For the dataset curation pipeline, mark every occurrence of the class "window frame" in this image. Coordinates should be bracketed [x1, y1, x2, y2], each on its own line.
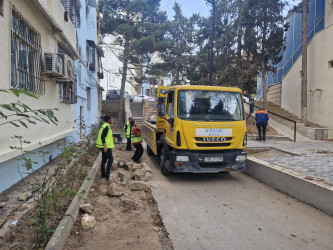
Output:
[11, 6, 44, 95]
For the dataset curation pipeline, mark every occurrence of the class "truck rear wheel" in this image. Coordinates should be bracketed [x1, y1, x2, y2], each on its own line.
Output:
[159, 147, 172, 176]
[147, 145, 154, 156]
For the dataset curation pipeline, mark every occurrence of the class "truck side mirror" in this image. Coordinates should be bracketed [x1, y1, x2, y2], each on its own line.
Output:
[250, 100, 254, 114]
[158, 103, 165, 116]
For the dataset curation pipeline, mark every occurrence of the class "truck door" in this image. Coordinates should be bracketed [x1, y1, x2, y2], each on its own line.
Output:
[165, 91, 175, 147]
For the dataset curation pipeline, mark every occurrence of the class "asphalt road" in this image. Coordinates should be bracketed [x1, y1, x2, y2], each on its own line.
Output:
[142, 153, 333, 250]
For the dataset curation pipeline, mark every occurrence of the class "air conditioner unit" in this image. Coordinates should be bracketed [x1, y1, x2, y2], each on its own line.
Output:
[63, 54, 74, 83]
[43, 53, 64, 77]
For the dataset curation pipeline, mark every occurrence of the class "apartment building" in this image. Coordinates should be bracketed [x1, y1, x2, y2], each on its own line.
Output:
[257, 0, 333, 129]
[0, 0, 102, 192]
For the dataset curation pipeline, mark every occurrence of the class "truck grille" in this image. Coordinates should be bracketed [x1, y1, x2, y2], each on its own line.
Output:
[196, 143, 231, 147]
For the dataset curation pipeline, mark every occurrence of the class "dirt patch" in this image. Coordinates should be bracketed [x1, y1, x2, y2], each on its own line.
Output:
[1, 145, 99, 249]
[64, 145, 173, 250]
[246, 115, 280, 136]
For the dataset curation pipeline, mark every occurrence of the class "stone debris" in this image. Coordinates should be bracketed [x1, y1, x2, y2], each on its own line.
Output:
[132, 168, 146, 181]
[119, 161, 125, 168]
[0, 202, 6, 208]
[80, 203, 94, 214]
[109, 173, 120, 184]
[131, 181, 149, 191]
[123, 161, 133, 171]
[81, 213, 96, 230]
[107, 183, 124, 197]
[143, 164, 152, 173]
[132, 163, 143, 171]
[0, 227, 11, 244]
[117, 171, 126, 182]
[18, 195, 28, 202]
[142, 172, 153, 182]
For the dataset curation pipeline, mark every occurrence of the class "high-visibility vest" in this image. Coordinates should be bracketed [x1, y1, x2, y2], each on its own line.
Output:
[123, 122, 131, 138]
[96, 123, 114, 149]
[131, 127, 142, 144]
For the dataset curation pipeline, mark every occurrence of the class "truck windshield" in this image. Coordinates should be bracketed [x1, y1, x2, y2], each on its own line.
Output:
[177, 90, 244, 121]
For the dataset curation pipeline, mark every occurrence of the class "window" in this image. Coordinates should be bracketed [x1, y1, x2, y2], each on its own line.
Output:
[86, 40, 95, 72]
[59, 82, 76, 104]
[166, 92, 174, 119]
[11, 7, 44, 95]
[60, 0, 81, 28]
[177, 90, 244, 121]
[87, 87, 91, 110]
[0, 0, 4, 16]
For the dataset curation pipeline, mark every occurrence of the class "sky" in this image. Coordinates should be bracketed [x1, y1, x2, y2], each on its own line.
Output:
[160, 0, 210, 19]
[160, 0, 299, 19]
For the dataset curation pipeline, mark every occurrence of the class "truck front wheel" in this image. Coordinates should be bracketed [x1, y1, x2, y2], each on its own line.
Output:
[159, 147, 172, 176]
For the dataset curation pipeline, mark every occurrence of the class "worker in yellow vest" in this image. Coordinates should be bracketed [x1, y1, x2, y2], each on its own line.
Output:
[96, 115, 116, 179]
[124, 117, 133, 151]
[130, 120, 143, 163]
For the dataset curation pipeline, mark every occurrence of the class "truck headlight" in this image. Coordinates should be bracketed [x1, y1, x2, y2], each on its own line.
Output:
[176, 156, 189, 162]
[236, 155, 247, 162]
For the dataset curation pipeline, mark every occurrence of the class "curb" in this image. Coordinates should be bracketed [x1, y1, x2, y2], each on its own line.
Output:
[45, 152, 102, 250]
[245, 156, 333, 216]
[248, 135, 291, 141]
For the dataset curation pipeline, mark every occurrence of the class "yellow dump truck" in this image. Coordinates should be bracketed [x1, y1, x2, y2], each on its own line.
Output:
[142, 85, 249, 175]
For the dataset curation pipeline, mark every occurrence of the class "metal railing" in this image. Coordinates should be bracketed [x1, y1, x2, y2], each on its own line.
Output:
[254, 104, 297, 142]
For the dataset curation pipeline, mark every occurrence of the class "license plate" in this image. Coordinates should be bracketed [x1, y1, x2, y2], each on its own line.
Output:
[204, 157, 223, 162]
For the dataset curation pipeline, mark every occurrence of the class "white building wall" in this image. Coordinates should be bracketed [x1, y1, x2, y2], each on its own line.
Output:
[281, 2, 333, 127]
[0, 0, 77, 192]
[71, 0, 101, 143]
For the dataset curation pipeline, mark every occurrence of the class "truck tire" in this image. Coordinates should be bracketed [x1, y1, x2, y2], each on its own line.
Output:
[147, 145, 154, 156]
[159, 146, 172, 176]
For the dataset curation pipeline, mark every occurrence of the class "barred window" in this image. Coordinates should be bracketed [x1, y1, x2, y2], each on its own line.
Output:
[11, 7, 44, 95]
[59, 81, 77, 104]
[60, 0, 81, 28]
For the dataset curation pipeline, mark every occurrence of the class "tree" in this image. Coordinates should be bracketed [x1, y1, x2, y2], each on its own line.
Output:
[100, 0, 168, 127]
[158, 2, 197, 86]
[244, 0, 286, 110]
[301, 0, 308, 125]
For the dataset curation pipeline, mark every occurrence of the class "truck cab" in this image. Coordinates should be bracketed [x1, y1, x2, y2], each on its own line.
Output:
[143, 85, 248, 175]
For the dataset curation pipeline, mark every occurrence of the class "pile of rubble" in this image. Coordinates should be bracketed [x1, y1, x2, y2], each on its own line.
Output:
[78, 160, 154, 231]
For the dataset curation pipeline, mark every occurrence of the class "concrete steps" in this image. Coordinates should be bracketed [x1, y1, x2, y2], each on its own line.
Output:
[130, 102, 143, 126]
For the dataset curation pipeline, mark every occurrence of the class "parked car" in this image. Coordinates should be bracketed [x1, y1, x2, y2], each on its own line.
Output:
[133, 95, 156, 102]
[106, 89, 133, 102]
[124, 91, 134, 102]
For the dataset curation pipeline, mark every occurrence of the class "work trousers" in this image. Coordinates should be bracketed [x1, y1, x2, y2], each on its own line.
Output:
[100, 148, 113, 177]
[132, 143, 143, 162]
[256, 123, 267, 141]
[126, 138, 132, 150]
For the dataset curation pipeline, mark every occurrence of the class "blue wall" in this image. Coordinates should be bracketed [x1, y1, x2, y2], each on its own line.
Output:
[257, 0, 325, 100]
[0, 137, 73, 193]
